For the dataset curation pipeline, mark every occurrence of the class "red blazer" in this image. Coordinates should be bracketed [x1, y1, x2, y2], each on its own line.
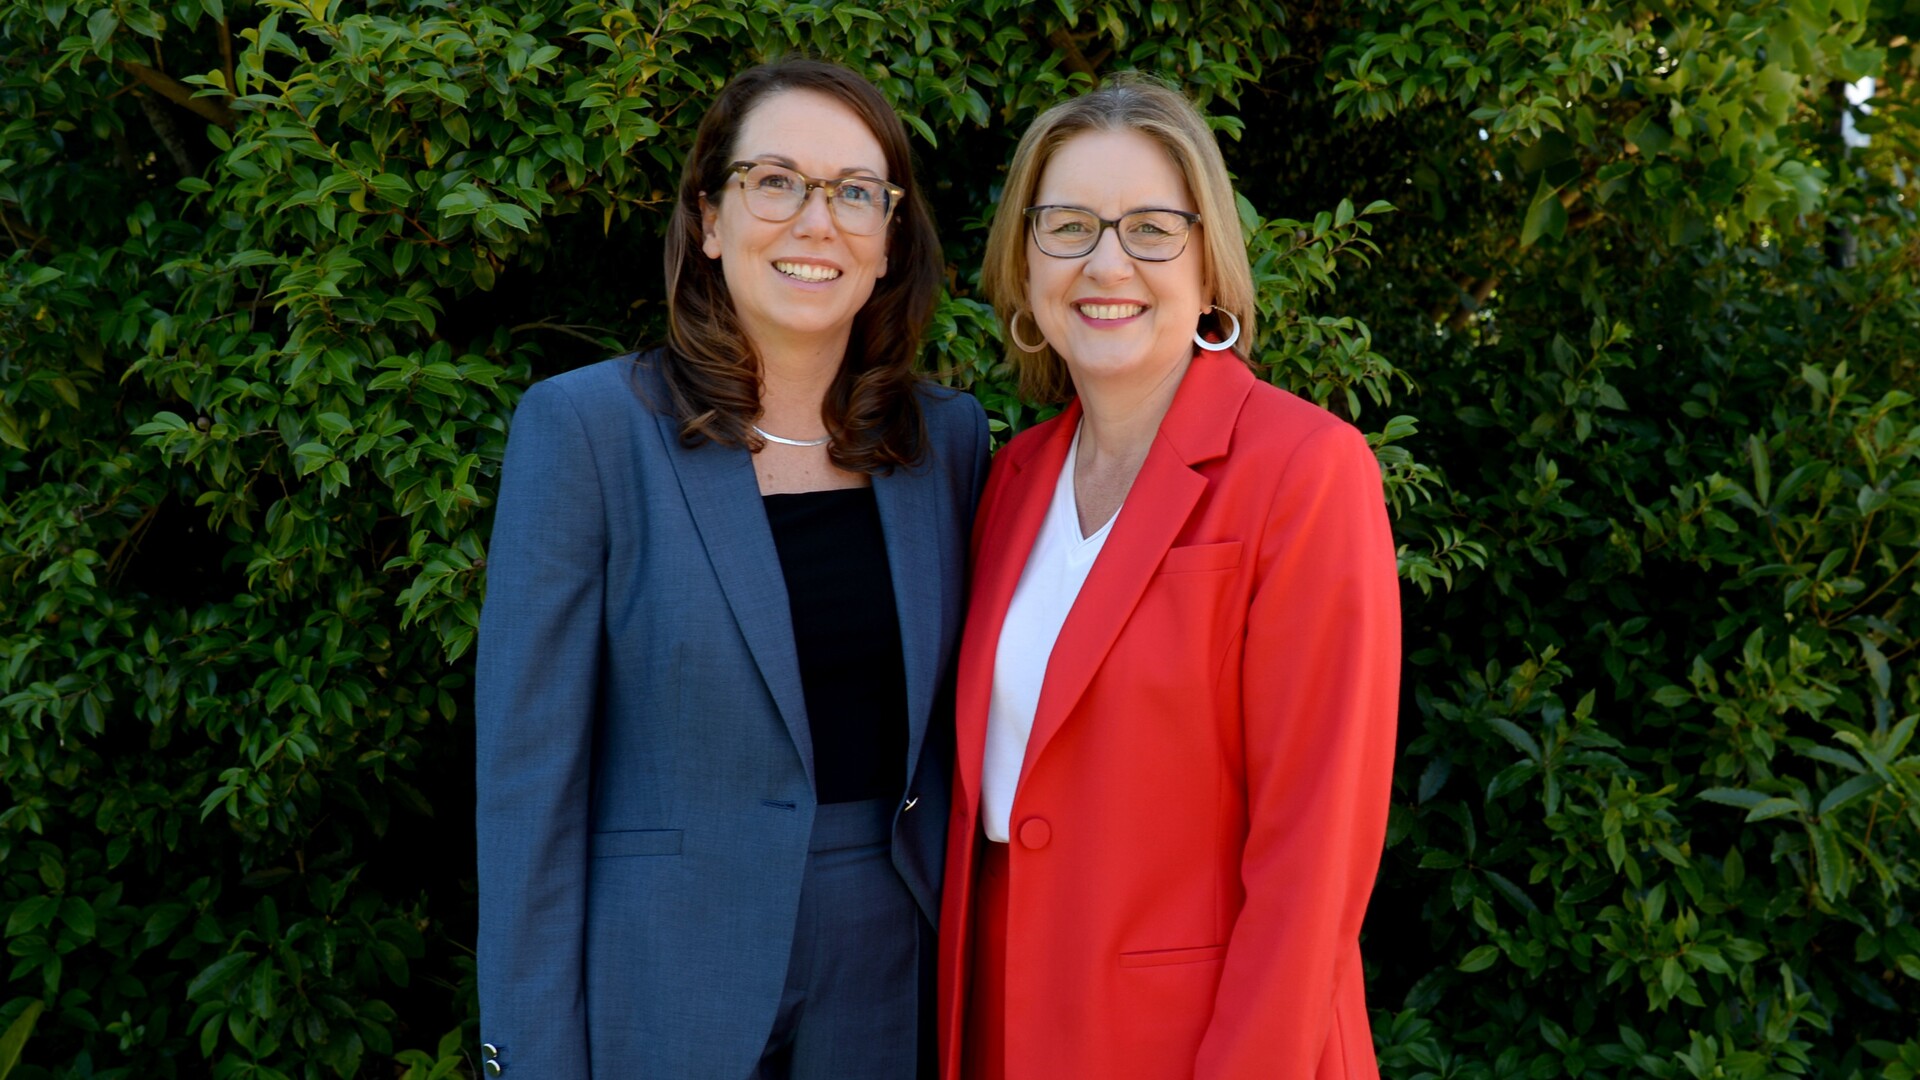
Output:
[938, 353, 1400, 1080]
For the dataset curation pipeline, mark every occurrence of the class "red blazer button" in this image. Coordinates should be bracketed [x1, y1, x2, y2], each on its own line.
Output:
[1018, 817, 1051, 849]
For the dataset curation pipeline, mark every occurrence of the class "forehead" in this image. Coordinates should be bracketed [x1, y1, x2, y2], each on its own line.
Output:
[1033, 128, 1194, 213]
[732, 88, 889, 178]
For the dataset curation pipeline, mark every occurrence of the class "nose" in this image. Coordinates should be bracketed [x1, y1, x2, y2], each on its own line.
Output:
[791, 184, 837, 236]
[1081, 224, 1133, 283]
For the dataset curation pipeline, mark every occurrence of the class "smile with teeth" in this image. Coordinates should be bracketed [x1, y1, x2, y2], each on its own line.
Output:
[1076, 302, 1145, 320]
[774, 261, 842, 283]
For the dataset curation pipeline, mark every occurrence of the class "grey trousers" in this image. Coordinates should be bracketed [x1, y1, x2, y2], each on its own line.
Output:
[750, 797, 928, 1080]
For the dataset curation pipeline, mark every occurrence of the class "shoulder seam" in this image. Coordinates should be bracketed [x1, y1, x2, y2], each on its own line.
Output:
[529, 377, 611, 549]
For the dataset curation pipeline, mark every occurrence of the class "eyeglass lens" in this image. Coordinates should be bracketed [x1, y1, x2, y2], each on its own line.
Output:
[1029, 207, 1194, 260]
[736, 163, 893, 235]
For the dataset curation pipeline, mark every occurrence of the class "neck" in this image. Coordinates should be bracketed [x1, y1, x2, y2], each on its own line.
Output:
[1072, 350, 1193, 469]
[753, 331, 850, 435]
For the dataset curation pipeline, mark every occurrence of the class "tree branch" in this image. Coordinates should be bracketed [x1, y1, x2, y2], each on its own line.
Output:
[137, 91, 196, 178]
[119, 60, 237, 129]
[0, 206, 49, 253]
[1434, 180, 1605, 330]
[220, 18, 237, 103]
[509, 321, 627, 349]
[1047, 29, 1103, 81]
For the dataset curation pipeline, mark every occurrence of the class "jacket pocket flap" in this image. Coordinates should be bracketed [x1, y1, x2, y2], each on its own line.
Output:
[1119, 943, 1227, 968]
[589, 828, 683, 858]
[1157, 541, 1242, 575]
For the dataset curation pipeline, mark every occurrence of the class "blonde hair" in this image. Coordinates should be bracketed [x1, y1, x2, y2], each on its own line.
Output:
[980, 73, 1257, 403]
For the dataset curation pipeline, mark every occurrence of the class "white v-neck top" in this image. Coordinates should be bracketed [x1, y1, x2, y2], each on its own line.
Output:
[981, 424, 1117, 843]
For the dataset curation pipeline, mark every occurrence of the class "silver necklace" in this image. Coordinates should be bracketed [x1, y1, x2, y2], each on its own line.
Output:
[752, 425, 830, 448]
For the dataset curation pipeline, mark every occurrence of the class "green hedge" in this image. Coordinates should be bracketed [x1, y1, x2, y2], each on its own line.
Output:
[2, 0, 1916, 1077]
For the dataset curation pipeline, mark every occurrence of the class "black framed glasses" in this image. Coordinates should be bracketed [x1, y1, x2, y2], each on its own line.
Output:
[724, 161, 904, 236]
[1024, 204, 1201, 261]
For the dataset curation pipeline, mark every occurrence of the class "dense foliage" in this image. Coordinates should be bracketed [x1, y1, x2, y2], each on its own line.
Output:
[0, 0, 1915, 1077]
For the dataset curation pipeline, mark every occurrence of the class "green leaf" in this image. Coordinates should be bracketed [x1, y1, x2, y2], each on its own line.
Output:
[188, 953, 252, 1000]
[1697, 787, 1769, 809]
[1652, 684, 1692, 708]
[58, 897, 96, 939]
[1623, 110, 1673, 155]
[1457, 944, 1501, 972]
[132, 411, 191, 436]
[1745, 797, 1803, 822]
[1483, 869, 1539, 914]
[1484, 717, 1542, 762]
[1818, 774, 1883, 817]
[1811, 824, 1847, 900]
[1520, 178, 1568, 248]
[0, 1000, 45, 1079]
[87, 7, 118, 50]
[1417, 756, 1450, 803]
[901, 111, 938, 147]
[1748, 434, 1771, 506]
[5, 896, 55, 937]
[1660, 955, 1685, 996]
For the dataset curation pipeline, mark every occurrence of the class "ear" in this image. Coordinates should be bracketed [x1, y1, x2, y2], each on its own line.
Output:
[700, 194, 721, 260]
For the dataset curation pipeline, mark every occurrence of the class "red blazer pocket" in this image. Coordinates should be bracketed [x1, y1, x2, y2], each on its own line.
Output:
[1119, 943, 1228, 969]
[1156, 541, 1242, 575]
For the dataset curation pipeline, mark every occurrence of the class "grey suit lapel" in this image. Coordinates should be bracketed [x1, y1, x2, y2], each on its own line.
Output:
[873, 464, 943, 788]
[653, 410, 814, 787]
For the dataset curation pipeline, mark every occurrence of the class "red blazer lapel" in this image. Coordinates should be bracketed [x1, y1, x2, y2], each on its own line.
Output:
[953, 402, 1081, 814]
[1019, 354, 1255, 786]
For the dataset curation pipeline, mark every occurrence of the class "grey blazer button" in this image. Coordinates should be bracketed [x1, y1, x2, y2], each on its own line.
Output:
[483, 1060, 503, 1077]
[481, 1044, 500, 1060]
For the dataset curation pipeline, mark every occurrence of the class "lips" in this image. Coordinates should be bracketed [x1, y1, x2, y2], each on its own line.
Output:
[774, 260, 842, 282]
[1076, 301, 1145, 320]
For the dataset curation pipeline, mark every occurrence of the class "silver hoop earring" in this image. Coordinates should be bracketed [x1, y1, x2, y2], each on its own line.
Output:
[1008, 309, 1048, 354]
[1194, 307, 1241, 353]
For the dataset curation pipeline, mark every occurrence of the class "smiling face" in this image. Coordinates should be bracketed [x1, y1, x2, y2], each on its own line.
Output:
[701, 89, 891, 364]
[1025, 127, 1207, 395]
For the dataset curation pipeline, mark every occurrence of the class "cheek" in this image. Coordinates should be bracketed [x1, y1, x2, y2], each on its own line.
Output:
[1152, 270, 1204, 326]
[1027, 263, 1068, 313]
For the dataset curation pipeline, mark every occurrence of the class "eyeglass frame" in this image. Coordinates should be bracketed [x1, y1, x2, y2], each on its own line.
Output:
[719, 160, 906, 233]
[1022, 204, 1203, 262]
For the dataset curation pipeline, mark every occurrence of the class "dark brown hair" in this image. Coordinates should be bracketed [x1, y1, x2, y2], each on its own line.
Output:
[660, 58, 941, 471]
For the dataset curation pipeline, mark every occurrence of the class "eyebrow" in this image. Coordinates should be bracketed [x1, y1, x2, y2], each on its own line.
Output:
[748, 154, 887, 179]
[1035, 201, 1199, 216]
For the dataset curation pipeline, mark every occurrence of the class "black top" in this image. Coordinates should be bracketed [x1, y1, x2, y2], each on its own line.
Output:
[762, 486, 909, 804]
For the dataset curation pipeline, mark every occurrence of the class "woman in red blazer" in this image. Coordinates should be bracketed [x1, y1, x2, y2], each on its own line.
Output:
[938, 75, 1401, 1080]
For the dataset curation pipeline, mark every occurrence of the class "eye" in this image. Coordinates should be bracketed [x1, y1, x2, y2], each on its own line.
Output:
[1128, 212, 1191, 238]
[1047, 219, 1091, 234]
[837, 181, 877, 206]
[754, 169, 799, 192]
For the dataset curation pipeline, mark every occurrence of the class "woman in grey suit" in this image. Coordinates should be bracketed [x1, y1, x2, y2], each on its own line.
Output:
[475, 59, 989, 1080]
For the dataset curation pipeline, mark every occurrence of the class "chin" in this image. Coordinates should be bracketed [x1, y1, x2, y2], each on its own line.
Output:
[1068, 345, 1145, 374]
[769, 310, 855, 339]
[789, 307, 853, 330]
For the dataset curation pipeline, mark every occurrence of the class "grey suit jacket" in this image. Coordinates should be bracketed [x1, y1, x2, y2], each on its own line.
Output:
[474, 352, 989, 1080]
